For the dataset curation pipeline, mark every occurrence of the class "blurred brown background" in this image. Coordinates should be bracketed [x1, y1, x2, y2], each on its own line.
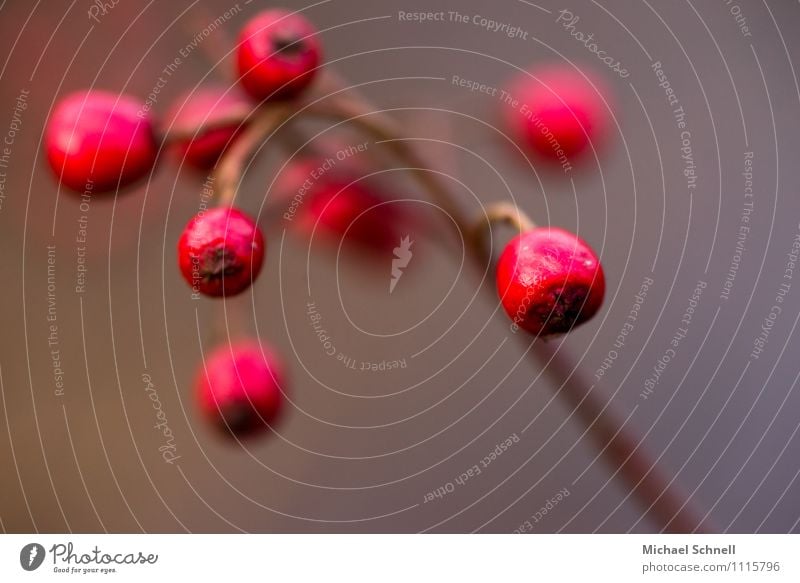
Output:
[1, 0, 800, 533]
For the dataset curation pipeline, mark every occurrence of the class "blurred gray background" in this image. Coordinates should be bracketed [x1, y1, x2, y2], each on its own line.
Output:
[1, 0, 799, 533]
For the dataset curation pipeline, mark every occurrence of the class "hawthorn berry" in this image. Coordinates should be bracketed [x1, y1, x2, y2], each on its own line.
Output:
[307, 183, 398, 253]
[496, 227, 605, 336]
[178, 206, 265, 297]
[504, 65, 610, 163]
[277, 158, 405, 255]
[196, 340, 286, 438]
[236, 9, 321, 102]
[165, 85, 251, 170]
[45, 90, 158, 193]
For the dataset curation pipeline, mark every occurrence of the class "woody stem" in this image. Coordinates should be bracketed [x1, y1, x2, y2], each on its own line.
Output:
[209, 73, 712, 534]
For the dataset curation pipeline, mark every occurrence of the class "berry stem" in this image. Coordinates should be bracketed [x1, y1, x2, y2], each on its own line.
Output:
[304, 93, 469, 242]
[483, 201, 537, 232]
[467, 201, 536, 263]
[533, 342, 711, 533]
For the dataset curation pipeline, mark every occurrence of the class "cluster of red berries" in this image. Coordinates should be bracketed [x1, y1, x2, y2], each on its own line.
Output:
[44, 8, 608, 440]
[45, 8, 320, 439]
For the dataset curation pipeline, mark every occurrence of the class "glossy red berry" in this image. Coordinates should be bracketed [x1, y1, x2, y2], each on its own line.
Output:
[504, 65, 610, 163]
[178, 207, 265, 297]
[497, 227, 605, 336]
[165, 85, 251, 170]
[196, 340, 286, 438]
[236, 9, 321, 102]
[45, 90, 158, 193]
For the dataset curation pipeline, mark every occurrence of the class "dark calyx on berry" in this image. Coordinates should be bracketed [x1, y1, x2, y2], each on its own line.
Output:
[272, 32, 307, 56]
[535, 284, 590, 334]
[217, 403, 260, 436]
[200, 246, 245, 284]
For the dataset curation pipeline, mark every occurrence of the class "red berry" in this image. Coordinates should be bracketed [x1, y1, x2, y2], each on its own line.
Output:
[165, 85, 251, 170]
[277, 158, 405, 255]
[504, 65, 610, 163]
[196, 340, 286, 438]
[45, 90, 158, 193]
[236, 9, 321, 102]
[306, 181, 403, 254]
[496, 227, 605, 336]
[178, 207, 265, 297]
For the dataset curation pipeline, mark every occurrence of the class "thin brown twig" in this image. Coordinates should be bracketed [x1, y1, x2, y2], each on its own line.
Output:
[467, 201, 536, 264]
[211, 103, 295, 206]
[305, 100, 467, 230]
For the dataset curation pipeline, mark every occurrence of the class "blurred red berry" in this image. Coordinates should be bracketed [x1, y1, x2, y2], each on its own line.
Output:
[196, 340, 286, 438]
[178, 206, 265, 297]
[165, 85, 251, 170]
[306, 181, 402, 253]
[496, 227, 605, 336]
[504, 65, 611, 164]
[45, 90, 158, 193]
[277, 158, 405, 255]
[236, 9, 321, 102]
